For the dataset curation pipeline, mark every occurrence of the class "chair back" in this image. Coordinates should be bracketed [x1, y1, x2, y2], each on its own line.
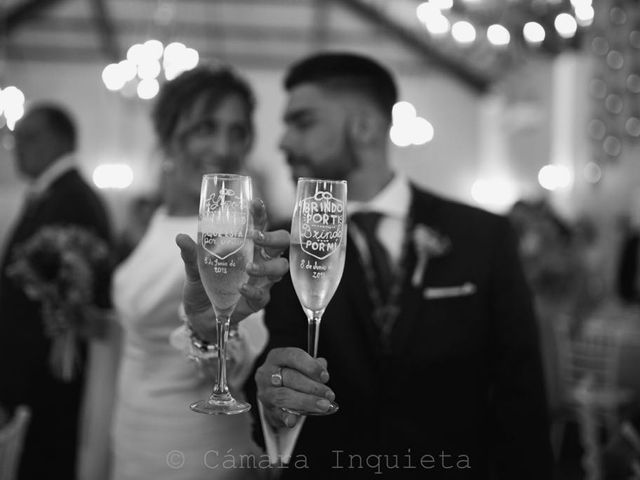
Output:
[570, 329, 622, 394]
[0, 406, 31, 480]
[554, 319, 623, 405]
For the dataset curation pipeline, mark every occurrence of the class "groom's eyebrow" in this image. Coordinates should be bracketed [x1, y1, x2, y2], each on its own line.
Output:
[283, 109, 313, 125]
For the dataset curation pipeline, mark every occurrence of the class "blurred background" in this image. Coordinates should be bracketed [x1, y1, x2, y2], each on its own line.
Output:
[2, 0, 640, 477]
[1, 0, 630, 247]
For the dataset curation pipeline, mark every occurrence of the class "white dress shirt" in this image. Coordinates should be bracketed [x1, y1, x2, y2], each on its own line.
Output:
[348, 173, 412, 267]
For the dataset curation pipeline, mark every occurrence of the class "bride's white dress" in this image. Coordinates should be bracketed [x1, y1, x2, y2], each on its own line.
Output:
[110, 209, 266, 479]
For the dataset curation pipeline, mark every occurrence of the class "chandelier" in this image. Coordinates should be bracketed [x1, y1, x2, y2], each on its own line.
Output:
[101, 39, 199, 101]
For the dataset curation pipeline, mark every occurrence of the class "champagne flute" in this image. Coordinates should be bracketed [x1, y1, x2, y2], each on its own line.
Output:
[191, 173, 253, 415]
[287, 178, 347, 415]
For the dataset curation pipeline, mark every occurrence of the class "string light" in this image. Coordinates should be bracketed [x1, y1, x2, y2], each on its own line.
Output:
[555, 13, 578, 39]
[414, 1, 592, 54]
[487, 24, 511, 46]
[426, 14, 451, 35]
[470, 179, 517, 212]
[416, 2, 438, 23]
[92, 163, 134, 189]
[430, 0, 453, 10]
[416, 2, 450, 35]
[451, 21, 476, 44]
[538, 165, 572, 191]
[574, 5, 595, 27]
[570, 0, 592, 8]
[137, 79, 160, 100]
[0, 86, 26, 131]
[523, 22, 546, 44]
[389, 101, 434, 147]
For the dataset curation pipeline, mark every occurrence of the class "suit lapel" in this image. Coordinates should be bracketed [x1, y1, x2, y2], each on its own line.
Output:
[341, 185, 445, 356]
[389, 186, 440, 353]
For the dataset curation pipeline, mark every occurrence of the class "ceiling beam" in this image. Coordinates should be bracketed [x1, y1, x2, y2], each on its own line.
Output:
[89, 0, 120, 61]
[5, 44, 447, 76]
[1, 0, 66, 34]
[327, 0, 491, 93]
[14, 16, 369, 43]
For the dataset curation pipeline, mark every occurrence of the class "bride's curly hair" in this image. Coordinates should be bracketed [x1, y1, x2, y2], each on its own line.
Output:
[151, 63, 255, 153]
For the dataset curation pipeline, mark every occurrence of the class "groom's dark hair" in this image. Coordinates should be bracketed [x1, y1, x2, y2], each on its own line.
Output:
[284, 52, 398, 123]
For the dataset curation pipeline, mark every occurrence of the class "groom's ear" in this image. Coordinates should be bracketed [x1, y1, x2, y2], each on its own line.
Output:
[347, 111, 378, 146]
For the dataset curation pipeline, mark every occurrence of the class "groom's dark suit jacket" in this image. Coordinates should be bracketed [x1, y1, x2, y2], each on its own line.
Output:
[0, 168, 111, 480]
[250, 185, 552, 479]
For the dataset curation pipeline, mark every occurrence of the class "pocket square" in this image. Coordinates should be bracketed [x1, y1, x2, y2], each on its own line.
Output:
[423, 282, 477, 300]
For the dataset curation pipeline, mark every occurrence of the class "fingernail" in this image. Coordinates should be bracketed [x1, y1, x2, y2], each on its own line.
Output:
[245, 263, 258, 273]
[320, 370, 329, 382]
[254, 230, 265, 241]
[284, 415, 296, 428]
[325, 390, 335, 402]
[316, 399, 331, 411]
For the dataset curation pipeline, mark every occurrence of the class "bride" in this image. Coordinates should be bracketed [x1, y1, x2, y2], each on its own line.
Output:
[79, 64, 285, 480]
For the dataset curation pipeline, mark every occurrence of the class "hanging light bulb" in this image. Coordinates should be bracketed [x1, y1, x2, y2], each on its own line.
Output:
[137, 78, 160, 100]
[555, 13, 578, 39]
[487, 24, 511, 46]
[451, 21, 477, 44]
[523, 22, 546, 44]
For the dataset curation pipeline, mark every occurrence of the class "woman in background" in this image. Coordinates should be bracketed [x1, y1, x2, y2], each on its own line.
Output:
[108, 65, 267, 479]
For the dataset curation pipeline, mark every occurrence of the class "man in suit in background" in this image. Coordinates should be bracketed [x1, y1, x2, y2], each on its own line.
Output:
[0, 104, 112, 479]
[251, 52, 553, 478]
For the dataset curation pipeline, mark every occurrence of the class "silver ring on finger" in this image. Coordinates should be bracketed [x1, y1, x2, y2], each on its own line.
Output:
[271, 367, 284, 387]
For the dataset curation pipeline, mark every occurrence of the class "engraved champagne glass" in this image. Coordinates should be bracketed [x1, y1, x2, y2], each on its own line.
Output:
[191, 173, 253, 415]
[287, 177, 347, 415]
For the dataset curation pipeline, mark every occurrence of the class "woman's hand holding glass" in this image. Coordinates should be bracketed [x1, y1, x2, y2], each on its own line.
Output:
[176, 200, 289, 343]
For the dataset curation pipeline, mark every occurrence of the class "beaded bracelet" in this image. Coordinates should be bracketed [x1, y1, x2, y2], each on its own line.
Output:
[173, 304, 241, 361]
[171, 304, 218, 360]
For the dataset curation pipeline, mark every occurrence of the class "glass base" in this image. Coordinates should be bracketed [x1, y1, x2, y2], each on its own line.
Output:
[190, 396, 251, 415]
[283, 401, 339, 416]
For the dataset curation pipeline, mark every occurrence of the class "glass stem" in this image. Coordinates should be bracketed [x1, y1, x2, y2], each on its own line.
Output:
[213, 315, 230, 396]
[308, 312, 322, 358]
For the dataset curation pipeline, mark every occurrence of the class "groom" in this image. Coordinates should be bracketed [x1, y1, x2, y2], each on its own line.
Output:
[250, 52, 553, 478]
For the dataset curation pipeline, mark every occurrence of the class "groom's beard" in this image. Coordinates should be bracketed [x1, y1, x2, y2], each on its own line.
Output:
[286, 136, 359, 182]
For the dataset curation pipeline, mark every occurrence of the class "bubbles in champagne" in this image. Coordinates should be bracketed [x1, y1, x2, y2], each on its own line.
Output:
[290, 243, 346, 312]
[197, 236, 253, 317]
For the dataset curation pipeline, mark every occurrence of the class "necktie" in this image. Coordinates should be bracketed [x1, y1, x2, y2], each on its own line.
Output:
[350, 212, 393, 303]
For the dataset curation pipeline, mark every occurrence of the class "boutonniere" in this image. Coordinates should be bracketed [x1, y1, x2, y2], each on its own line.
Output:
[411, 224, 451, 287]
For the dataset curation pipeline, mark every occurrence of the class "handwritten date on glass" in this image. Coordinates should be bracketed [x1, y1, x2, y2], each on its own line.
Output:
[204, 255, 236, 274]
[300, 259, 328, 279]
